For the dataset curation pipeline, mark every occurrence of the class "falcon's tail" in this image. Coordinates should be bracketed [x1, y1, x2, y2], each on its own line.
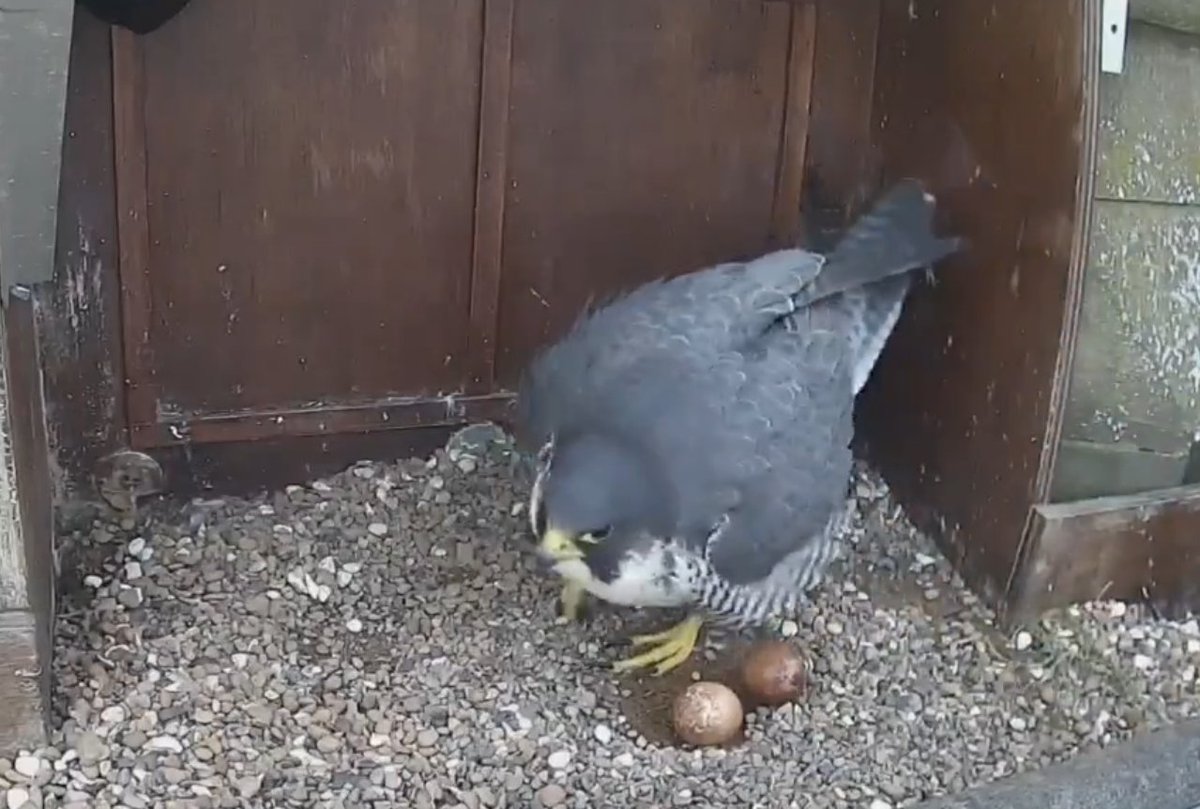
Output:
[794, 180, 963, 310]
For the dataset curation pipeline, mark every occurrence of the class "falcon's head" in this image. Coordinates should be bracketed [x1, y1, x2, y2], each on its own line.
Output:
[529, 432, 671, 565]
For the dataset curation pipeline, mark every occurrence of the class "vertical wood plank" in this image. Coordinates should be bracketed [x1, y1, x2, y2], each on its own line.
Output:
[804, 0, 882, 225]
[466, 0, 516, 394]
[110, 27, 157, 429]
[770, 1, 817, 247]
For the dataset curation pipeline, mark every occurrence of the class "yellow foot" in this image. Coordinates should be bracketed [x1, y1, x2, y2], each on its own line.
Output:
[555, 580, 588, 623]
[612, 614, 703, 676]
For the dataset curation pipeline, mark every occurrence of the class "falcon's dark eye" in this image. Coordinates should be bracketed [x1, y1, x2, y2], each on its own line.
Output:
[589, 526, 612, 540]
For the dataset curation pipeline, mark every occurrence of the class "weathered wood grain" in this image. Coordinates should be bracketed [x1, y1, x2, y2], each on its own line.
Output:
[1015, 484, 1200, 618]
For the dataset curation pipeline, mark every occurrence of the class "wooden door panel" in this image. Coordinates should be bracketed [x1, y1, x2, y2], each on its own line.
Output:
[495, 0, 812, 385]
[121, 0, 484, 439]
[112, 0, 815, 448]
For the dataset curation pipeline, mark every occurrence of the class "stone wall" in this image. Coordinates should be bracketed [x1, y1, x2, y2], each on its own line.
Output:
[1055, 13, 1200, 501]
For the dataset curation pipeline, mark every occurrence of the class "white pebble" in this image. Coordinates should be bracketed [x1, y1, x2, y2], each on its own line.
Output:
[547, 750, 571, 769]
[336, 570, 353, 588]
[124, 561, 143, 581]
[286, 568, 308, 593]
[128, 537, 147, 556]
[457, 458, 477, 473]
[312, 480, 333, 493]
[1186, 639, 1200, 655]
[510, 502, 525, 516]
[827, 620, 844, 636]
[6, 788, 31, 809]
[1014, 631, 1033, 651]
[367, 522, 389, 537]
[13, 755, 40, 778]
[1108, 601, 1127, 618]
[145, 735, 184, 754]
[1133, 654, 1153, 670]
[369, 733, 389, 748]
[614, 752, 634, 767]
[100, 705, 127, 724]
[346, 618, 364, 633]
[593, 724, 612, 744]
[318, 556, 337, 574]
[780, 620, 799, 638]
[83, 575, 103, 589]
[231, 653, 250, 669]
[1009, 716, 1027, 731]
[869, 800, 893, 809]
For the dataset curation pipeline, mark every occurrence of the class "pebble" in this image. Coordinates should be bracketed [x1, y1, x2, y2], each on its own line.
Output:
[144, 736, 183, 754]
[5, 788, 30, 809]
[75, 732, 108, 765]
[537, 784, 567, 807]
[98, 706, 126, 724]
[235, 774, 263, 799]
[11, 758, 38, 780]
[40, 433, 1200, 809]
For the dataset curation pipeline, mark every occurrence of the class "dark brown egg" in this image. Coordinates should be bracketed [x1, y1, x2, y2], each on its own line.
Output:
[740, 640, 809, 706]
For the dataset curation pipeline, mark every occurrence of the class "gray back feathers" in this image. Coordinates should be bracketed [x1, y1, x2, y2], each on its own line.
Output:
[517, 180, 963, 586]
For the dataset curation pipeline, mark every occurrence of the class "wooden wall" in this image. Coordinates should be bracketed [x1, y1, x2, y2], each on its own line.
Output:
[857, 0, 1099, 615]
[46, 0, 846, 498]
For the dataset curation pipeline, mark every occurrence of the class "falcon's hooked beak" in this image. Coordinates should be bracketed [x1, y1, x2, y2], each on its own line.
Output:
[539, 527, 585, 562]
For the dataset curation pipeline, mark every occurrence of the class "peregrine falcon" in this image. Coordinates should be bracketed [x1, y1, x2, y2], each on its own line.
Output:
[515, 180, 962, 675]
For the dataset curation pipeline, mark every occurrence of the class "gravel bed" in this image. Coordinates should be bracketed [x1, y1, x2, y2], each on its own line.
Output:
[4, 424, 1200, 809]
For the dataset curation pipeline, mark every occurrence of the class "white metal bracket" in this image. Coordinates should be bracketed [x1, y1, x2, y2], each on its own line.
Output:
[1101, 0, 1129, 74]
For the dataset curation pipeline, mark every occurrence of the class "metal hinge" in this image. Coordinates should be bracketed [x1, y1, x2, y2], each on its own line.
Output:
[1102, 0, 1129, 74]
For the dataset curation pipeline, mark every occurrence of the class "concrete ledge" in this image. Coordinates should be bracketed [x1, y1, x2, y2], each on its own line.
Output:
[915, 719, 1200, 809]
[1132, 0, 1200, 35]
[0, 611, 46, 754]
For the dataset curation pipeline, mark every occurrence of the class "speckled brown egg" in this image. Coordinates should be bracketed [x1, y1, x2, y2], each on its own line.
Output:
[740, 640, 808, 706]
[671, 681, 744, 746]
